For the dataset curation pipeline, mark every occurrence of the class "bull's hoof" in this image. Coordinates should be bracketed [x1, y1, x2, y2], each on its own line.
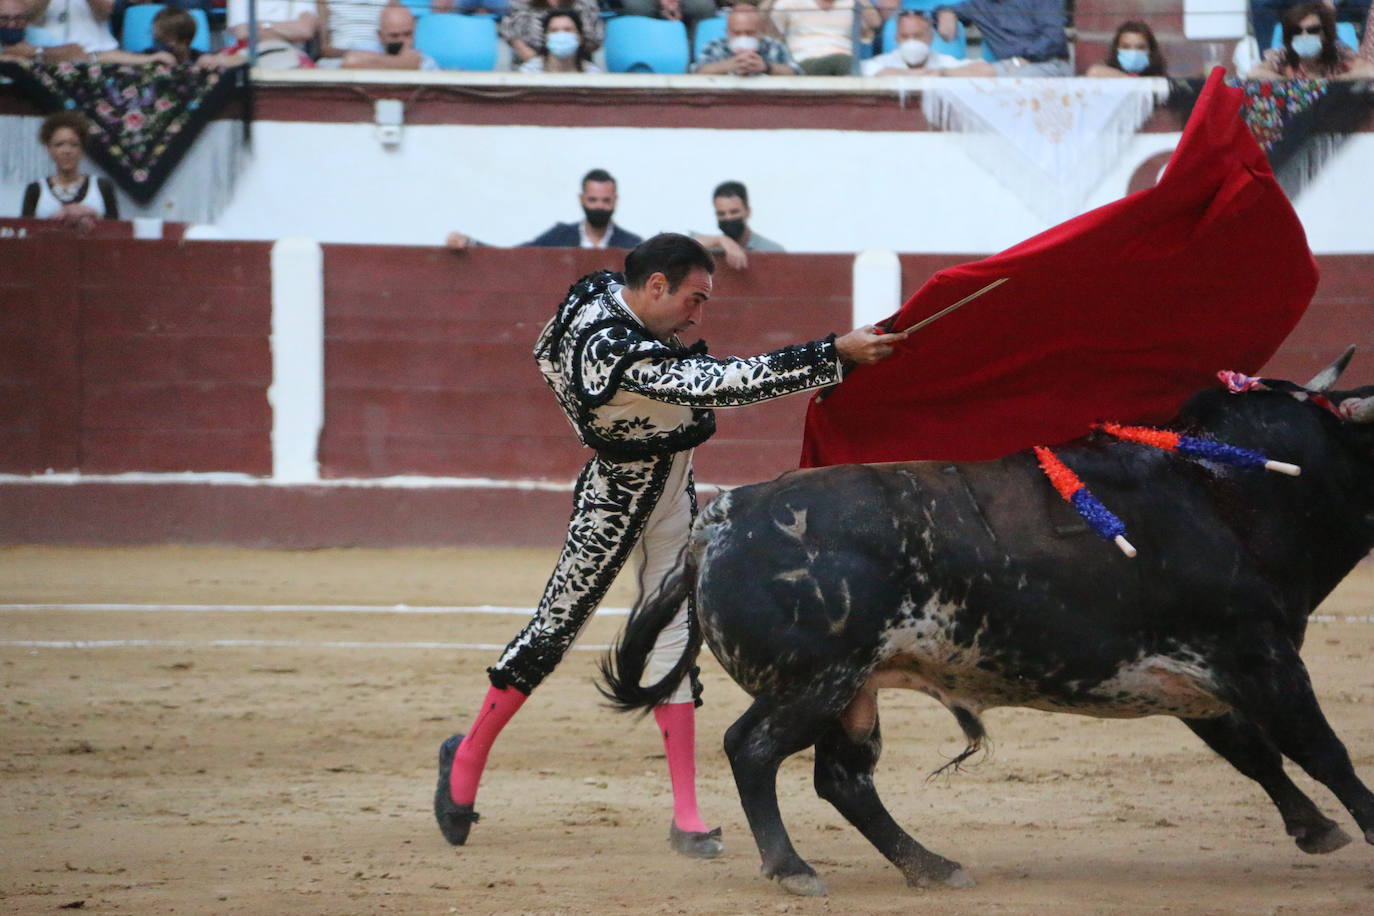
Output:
[434, 734, 480, 846]
[941, 868, 977, 888]
[1293, 822, 1351, 855]
[777, 873, 828, 896]
[668, 824, 724, 859]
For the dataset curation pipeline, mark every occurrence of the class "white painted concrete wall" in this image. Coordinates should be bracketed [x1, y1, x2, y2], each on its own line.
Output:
[3, 116, 1370, 253]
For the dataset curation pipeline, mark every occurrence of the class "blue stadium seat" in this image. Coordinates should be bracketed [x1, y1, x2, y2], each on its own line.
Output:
[605, 15, 689, 74]
[900, 0, 942, 10]
[121, 5, 212, 53]
[881, 16, 965, 59]
[416, 13, 499, 70]
[1269, 21, 1360, 50]
[402, 0, 434, 20]
[692, 13, 727, 62]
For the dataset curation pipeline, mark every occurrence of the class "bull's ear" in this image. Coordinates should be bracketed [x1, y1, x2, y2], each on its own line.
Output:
[1305, 345, 1357, 392]
[1339, 396, 1374, 423]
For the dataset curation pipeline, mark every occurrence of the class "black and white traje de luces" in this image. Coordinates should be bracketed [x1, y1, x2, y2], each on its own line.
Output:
[488, 270, 845, 696]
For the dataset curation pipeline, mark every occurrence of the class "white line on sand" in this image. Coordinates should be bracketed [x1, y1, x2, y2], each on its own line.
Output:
[0, 603, 629, 616]
[1, 639, 609, 651]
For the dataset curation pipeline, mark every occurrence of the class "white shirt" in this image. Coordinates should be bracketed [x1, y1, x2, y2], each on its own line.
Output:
[323, 0, 381, 51]
[579, 220, 616, 249]
[227, 0, 314, 34]
[770, 0, 864, 63]
[36, 0, 117, 52]
[860, 46, 963, 77]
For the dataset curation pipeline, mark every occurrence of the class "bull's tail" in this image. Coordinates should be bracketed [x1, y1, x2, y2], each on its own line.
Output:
[930, 706, 990, 778]
[597, 547, 701, 714]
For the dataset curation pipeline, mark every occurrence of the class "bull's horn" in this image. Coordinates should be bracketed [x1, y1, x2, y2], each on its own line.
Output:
[1339, 396, 1374, 423]
[1305, 345, 1357, 392]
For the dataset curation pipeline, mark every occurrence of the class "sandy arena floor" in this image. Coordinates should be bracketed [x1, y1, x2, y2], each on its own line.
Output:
[2, 546, 1373, 915]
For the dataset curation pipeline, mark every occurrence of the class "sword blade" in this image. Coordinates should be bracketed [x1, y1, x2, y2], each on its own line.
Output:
[899, 277, 1009, 335]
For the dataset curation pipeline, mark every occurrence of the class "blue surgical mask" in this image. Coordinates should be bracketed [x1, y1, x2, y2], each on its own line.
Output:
[1291, 33, 1322, 59]
[0, 26, 26, 45]
[545, 30, 580, 59]
[1116, 48, 1149, 73]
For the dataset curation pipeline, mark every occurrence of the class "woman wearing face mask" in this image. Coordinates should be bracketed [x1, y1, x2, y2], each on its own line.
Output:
[502, 0, 603, 67]
[1248, 1, 1373, 79]
[519, 10, 601, 73]
[1085, 20, 1166, 77]
[20, 112, 118, 229]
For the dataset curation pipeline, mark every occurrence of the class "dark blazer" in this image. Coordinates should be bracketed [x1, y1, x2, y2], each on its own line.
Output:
[526, 221, 643, 249]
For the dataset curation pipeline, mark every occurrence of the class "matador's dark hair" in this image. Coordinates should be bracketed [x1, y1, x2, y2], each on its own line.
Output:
[624, 233, 715, 292]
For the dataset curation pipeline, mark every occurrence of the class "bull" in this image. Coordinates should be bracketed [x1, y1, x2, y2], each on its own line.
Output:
[600, 350, 1374, 896]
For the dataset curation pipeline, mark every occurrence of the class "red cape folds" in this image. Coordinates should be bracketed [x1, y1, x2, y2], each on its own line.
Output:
[800, 70, 1318, 467]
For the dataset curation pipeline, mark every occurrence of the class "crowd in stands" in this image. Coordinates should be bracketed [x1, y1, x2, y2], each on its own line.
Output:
[7, 0, 1372, 227]
[3, 0, 1371, 79]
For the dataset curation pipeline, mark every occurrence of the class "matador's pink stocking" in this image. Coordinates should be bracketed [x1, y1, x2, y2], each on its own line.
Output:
[654, 701, 708, 833]
[450, 685, 527, 805]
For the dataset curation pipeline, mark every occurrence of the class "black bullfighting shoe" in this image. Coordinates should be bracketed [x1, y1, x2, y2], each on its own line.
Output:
[668, 823, 723, 859]
[434, 734, 480, 846]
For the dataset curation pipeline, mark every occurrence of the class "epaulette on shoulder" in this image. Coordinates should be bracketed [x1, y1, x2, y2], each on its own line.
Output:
[537, 270, 626, 363]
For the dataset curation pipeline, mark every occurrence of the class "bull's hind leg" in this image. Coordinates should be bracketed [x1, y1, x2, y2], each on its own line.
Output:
[724, 697, 829, 896]
[813, 716, 975, 889]
[1185, 714, 1351, 854]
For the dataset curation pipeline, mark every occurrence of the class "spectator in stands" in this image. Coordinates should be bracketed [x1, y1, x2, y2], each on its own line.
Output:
[1248, 1, 1374, 77]
[29, 0, 118, 54]
[96, 6, 244, 66]
[1362, 2, 1373, 66]
[0, 0, 84, 61]
[693, 5, 800, 75]
[109, 0, 212, 48]
[692, 180, 782, 269]
[502, 0, 604, 69]
[334, 4, 437, 70]
[435, 0, 509, 15]
[226, 0, 318, 69]
[1085, 20, 1167, 77]
[861, 10, 964, 75]
[619, 0, 718, 32]
[519, 10, 601, 72]
[764, 0, 882, 75]
[20, 112, 118, 229]
[526, 168, 643, 249]
[934, 0, 1071, 76]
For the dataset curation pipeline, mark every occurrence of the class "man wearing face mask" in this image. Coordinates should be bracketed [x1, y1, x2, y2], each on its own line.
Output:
[335, 5, 436, 71]
[860, 11, 963, 76]
[691, 181, 782, 270]
[693, 6, 799, 76]
[527, 169, 644, 249]
[0, 0, 83, 62]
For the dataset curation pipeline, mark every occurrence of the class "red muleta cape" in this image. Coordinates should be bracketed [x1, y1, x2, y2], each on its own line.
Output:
[800, 69, 1317, 467]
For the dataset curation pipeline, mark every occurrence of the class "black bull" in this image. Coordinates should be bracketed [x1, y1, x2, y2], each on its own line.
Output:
[601, 355, 1374, 896]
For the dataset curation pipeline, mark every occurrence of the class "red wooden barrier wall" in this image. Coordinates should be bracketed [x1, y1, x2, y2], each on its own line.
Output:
[320, 245, 857, 487]
[0, 229, 273, 475]
[0, 233, 1370, 546]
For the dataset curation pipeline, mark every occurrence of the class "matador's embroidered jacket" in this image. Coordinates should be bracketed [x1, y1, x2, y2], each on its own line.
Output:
[534, 270, 845, 460]
[489, 270, 844, 696]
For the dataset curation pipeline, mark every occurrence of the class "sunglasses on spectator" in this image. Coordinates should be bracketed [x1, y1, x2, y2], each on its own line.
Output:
[1294, 25, 1324, 34]
[0, 13, 31, 23]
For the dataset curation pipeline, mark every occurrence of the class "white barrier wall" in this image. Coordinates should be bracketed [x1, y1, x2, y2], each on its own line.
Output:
[3, 117, 1372, 253]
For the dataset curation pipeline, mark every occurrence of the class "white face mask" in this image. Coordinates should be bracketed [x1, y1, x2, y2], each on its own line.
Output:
[898, 38, 930, 67]
[728, 35, 760, 54]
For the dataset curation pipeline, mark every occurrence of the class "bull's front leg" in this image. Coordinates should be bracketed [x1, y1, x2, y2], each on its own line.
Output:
[1184, 713, 1351, 854]
[1225, 639, 1374, 847]
[724, 697, 829, 896]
